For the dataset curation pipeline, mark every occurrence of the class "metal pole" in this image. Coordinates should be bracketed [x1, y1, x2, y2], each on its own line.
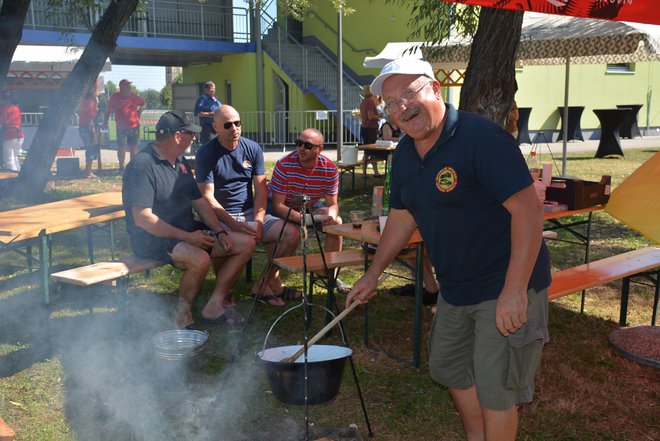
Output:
[255, 2, 264, 136]
[336, 5, 343, 161]
[561, 56, 570, 176]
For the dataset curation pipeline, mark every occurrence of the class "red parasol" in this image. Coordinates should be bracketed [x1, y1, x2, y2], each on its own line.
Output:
[438, 1, 660, 25]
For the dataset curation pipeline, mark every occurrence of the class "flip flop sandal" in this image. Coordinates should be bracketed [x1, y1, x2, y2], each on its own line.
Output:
[334, 278, 352, 294]
[200, 314, 230, 325]
[277, 286, 303, 301]
[422, 289, 440, 306]
[252, 293, 285, 306]
[223, 305, 245, 324]
[390, 284, 415, 297]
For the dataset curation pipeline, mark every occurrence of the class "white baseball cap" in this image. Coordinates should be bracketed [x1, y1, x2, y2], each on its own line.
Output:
[370, 57, 435, 96]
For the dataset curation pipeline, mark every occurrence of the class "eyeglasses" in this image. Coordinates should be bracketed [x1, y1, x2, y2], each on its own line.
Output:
[384, 81, 432, 114]
[179, 130, 196, 136]
[223, 120, 241, 130]
[295, 139, 322, 150]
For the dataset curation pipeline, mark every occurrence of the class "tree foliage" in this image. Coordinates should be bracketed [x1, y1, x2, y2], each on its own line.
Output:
[390, 0, 522, 125]
[9, 0, 141, 200]
[0, 0, 31, 94]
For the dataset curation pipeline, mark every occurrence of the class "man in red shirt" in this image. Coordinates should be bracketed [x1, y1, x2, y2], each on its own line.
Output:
[0, 91, 25, 172]
[102, 79, 146, 172]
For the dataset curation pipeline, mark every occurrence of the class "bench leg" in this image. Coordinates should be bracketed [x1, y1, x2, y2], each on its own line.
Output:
[87, 225, 95, 264]
[246, 257, 253, 283]
[652, 269, 659, 326]
[619, 276, 631, 326]
[40, 231, 50, 305]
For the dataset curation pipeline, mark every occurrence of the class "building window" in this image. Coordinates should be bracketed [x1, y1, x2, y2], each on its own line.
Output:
[606, 63, 635, 74]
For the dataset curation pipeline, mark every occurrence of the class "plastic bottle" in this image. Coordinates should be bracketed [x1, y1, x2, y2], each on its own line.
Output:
[382, 155, 393, 216]
[527, 151, 541, 181]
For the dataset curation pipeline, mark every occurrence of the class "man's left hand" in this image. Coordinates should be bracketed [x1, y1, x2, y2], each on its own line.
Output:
[495, 288, 528, 336]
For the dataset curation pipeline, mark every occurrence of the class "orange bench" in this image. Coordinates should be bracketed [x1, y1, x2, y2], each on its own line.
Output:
[0, 417, 15, 441]
[549, 246, 660, 325]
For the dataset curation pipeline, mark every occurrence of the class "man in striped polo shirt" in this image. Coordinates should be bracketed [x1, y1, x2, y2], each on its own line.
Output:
[270, 128, 350, 293]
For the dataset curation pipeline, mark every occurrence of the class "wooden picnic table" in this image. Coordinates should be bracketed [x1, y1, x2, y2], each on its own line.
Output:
[0, 171, 18, 180]
[324, 219, 425, 367]
[358, 143, 397, 191]
[323, 204, 606, 368]
[0, 191, 125, 303]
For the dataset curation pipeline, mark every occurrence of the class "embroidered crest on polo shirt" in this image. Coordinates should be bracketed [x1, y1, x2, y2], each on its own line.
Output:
[242, 160, 252, 169]
[436, 166, 457, 193]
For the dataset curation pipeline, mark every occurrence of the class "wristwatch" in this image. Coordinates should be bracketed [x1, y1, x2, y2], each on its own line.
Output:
[215, 230, 228, 239]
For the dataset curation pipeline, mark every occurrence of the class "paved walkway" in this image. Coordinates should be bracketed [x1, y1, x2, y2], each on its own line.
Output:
[263, 136, 659, 162]
[72, 136, 658, 169]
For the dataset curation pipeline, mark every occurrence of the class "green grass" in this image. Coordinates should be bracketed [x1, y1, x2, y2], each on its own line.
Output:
[0, 148, 658, 440]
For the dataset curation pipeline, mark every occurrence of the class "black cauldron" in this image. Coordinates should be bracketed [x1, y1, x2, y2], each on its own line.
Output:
[258, 345, 352, 405]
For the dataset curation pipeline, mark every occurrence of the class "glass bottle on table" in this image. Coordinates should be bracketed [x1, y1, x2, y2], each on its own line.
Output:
[527, 151, 541, 181]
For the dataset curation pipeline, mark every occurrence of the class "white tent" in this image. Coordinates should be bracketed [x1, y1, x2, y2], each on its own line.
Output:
[10, 45, 112, 72]
[365, 14, 660, 174]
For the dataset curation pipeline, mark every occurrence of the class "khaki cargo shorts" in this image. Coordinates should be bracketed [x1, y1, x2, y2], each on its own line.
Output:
[428, 287, 549, 410]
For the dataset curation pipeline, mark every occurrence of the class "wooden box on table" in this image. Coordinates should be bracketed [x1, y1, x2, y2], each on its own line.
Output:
[545, 175, 611, 210]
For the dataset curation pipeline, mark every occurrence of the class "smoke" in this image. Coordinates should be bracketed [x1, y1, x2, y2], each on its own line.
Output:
[50, 290, 287, 441]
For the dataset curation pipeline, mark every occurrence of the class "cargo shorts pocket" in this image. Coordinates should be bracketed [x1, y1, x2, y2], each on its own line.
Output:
[505, 324, 548, 390]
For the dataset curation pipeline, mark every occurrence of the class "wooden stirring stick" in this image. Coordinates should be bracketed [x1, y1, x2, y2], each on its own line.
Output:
[282, 273, 390, 363]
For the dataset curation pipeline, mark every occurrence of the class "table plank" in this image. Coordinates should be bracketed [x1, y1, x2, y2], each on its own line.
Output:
[0, 191, 124, 242]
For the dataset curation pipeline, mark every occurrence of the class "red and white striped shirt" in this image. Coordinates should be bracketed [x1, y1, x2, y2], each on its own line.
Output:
[270, 151, 339, 208]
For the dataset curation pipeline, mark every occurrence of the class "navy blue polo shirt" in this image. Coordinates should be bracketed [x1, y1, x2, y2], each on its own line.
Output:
[390, 104, 551, 306]
[195, 136, 266, 213]
[122, 143, 201, 257]
[194, 93, 221, 126]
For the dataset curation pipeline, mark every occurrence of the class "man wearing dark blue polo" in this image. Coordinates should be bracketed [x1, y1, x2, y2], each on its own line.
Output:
[347, 58, 551, 441]
[194, 81, 221, 143]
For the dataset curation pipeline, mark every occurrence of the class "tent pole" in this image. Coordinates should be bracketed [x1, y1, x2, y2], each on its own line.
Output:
[562, 56, 570, 176]
[336, 5, 343, 161]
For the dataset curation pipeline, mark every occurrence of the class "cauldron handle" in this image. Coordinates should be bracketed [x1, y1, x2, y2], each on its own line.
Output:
[260, 302, 348, 354]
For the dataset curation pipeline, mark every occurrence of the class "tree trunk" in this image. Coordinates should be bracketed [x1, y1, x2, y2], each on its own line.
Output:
[459, 7, 523, 127]
[9, 0, 140, 201]
[0, 0, 31, 94]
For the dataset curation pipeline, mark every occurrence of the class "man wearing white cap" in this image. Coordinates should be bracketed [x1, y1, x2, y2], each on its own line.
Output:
[103, 79, 146, 172]
[347, 57, 551, 440]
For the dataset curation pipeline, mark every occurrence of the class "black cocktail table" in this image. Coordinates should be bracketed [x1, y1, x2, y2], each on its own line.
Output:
[616, 104, 643, 139]
[593, 108, 628, 158]
[556, 106, 585, 142]
[517, 107, 532, 145]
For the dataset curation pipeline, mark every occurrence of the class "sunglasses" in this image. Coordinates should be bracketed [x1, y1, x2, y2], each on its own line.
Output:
[295, 139, 322, 150]
[180, 130, 196, 136]
[223, 120, 241, 130]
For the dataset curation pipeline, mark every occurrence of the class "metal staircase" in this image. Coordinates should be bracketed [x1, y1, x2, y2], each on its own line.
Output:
[259, 8, 363, 137]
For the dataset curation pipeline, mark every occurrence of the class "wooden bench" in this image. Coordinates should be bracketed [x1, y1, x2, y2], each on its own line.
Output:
[0, 417, 15, 441]
[274, 249, 368, 310]
[50, 256, 166, 305]
[549, 246, 660, 325]
[336, 160, 363, 193]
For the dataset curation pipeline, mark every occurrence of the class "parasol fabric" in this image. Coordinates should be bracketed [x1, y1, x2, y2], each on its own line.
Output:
[438, 0, 660, 26]
[605, 152, 660, 244]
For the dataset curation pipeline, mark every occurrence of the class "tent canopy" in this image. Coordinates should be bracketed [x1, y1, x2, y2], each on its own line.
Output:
[605, 152, 660, 244]
[10, 45, 111, 72]
[424, 13, 660, 66]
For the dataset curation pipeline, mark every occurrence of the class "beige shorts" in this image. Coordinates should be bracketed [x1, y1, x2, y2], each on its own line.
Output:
[428, 287, 549, 410]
